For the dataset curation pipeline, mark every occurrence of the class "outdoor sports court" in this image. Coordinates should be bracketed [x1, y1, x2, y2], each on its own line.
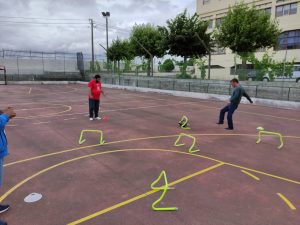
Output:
[0, 84, 299, 225]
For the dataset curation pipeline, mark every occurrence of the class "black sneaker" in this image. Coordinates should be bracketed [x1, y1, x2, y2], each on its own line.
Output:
[225, 127, 234, 130]
[0, 220, 7, 225]
[0, 204, 10, 214]
[216, 122, 224, 125]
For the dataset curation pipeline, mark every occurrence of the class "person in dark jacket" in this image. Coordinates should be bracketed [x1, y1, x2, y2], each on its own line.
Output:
[217, 78, 253, 130]
[0, 107, 16, 225]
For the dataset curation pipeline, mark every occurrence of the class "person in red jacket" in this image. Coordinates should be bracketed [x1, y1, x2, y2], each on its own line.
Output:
[88, 74, 105, 121]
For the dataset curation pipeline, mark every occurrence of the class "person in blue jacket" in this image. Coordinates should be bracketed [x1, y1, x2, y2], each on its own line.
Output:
[0, 107, 16, 225]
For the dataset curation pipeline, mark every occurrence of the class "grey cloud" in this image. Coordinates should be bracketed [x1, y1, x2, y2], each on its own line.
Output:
[0, 0, 195, 56]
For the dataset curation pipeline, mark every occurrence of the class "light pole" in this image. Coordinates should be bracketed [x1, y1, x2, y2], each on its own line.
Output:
[102, 11, 110, 74]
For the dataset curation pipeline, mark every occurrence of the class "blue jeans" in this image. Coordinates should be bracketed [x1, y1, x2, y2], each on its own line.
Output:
[89, 99, 100, 118]
[219, 104, 238, 129]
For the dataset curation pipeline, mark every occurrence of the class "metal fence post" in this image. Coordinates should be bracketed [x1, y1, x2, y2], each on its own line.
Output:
[255, 85, 258, 98]
[207, 84, 210, 93]
[288, 87, 291, 101]
[188, 82, 191, 92]
[173, 81, 175, 90]
[148, 80, 150, 88]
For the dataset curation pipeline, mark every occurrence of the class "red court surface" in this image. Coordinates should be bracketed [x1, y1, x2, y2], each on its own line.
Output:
[0, 84, 299, 225]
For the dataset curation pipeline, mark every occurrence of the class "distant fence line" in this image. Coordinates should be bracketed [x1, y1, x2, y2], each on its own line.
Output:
[99, 75, 300, 102]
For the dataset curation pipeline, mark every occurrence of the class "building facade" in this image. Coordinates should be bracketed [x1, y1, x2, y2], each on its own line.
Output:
[196, 0, 300, 80]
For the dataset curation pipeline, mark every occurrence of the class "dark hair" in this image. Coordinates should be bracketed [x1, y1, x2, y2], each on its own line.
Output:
[94, 74, 101, 79]
[230, 78, 239, 83]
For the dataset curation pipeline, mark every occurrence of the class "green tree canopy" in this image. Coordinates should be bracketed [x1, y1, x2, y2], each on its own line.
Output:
[214, 3, 281, 68]
[159, 10, 211, 75]
[130, 24, 166, 76]
[107, 38, 134, 73]
[107, 38, 133, 62]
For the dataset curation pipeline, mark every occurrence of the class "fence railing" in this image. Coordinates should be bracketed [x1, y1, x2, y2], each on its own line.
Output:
[100, 75, 300, 102]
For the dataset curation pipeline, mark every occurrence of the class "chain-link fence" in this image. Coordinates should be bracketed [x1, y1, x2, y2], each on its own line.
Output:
[0, 49, 105, 81]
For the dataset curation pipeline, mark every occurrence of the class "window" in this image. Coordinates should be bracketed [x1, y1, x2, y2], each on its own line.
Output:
[208, 20, 213, 29]
[276, 6, 283, 16]
[216, 18, 222, 27]
[264, 7, 272, 14]
[276, 3, 298, 17]
[277, 30, 300, 50]
[203, 0, 210, 5]
[290, 3, 297, 14]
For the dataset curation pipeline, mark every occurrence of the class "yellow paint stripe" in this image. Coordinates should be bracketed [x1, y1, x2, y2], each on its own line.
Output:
[5, 133, 300, 167]
[0, 149, 222, 203]
[277, 193, 296, 210]
[67, 162, 224, 225]
[226, 163, 300, 185]
[241, 170, 260, 181]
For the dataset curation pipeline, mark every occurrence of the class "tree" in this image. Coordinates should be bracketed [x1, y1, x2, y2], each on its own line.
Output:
[160, 10, 211, 76]
[130, 24, 166, 76]
[161, 59, 175, 72]
[214, 3, 281, 71]
[107, 38, 134, 74]
[246, 53, 294, 81]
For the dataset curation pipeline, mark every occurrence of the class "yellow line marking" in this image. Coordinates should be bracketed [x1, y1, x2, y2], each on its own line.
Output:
[5, 133, 300, 167]
[277, 193, 296, 210]
[0, 149, 222, 203]
[241, 170, 260, 181]
[68, 163, 224, 225]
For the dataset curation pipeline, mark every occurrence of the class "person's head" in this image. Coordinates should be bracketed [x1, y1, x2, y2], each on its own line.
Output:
[94, 74, 101, 83]
[230, 78, 239, 88]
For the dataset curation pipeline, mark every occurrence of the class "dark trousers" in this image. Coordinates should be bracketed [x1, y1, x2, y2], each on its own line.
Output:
[219, 103, 238, 129]
[89, 99, 100, 118]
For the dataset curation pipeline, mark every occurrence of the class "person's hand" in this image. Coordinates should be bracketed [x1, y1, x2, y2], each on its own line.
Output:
[3, 107, 16, 119]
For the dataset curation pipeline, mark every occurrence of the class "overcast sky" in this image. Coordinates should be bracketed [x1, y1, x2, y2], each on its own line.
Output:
[0, 0, 196, 58]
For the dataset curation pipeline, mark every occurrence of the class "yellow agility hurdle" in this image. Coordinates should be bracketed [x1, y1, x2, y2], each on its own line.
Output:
[174, 133, 200, 153]
[150, 170, 178, 211]
[78, 130, 105, 145]
[178, 115, 191, 130]
[256, 127, 284, 149]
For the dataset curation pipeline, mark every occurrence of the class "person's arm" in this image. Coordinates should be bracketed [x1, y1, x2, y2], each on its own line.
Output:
[0, 107, 16, 129]
[243, 92, 253, 103]
[88, 87, 93, 98]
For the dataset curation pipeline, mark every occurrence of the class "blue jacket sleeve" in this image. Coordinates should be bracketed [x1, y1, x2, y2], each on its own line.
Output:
[0, 114, 10, 129]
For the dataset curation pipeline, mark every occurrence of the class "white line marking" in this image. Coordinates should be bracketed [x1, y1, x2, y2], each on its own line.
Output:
[33, 121, 51, 125]
[28, 88, 32, 94]
[63, 118, 76, 121]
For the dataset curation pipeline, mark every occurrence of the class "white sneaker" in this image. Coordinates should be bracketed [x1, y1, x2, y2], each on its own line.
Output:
[89, 118, 94, 121]
[96, 117, 102, 120]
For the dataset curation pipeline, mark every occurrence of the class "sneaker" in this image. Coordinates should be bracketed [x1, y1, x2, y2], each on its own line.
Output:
[89, 118, 94, 121]
[225, 127, 234, 130]
[216, 122, 224, 125]
[96, 117, 102, 120]
[0, 220, 7, 225]
[0, 204, 10, 214]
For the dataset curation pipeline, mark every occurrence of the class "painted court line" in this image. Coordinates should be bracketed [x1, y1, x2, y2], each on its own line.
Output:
[241, 170, 260, 181]
[33, 121, 51, 125]
[277, 193, 296, 210]
[63, 118, 76, 121]
[67, 162, 225, 225]
[28, 88, 32, 94]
